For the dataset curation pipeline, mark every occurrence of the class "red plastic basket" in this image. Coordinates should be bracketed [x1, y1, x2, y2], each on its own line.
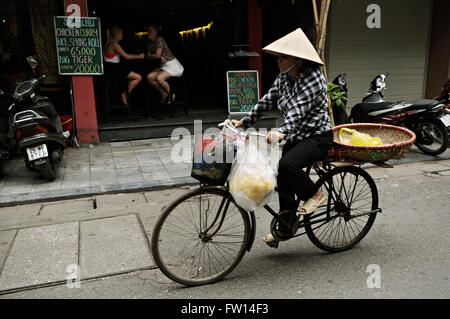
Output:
[60, 115, 73, 132]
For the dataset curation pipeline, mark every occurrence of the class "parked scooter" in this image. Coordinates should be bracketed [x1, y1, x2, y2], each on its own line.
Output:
[0, 89, 17, 161]
[4, 57, 68, 181]
[435, 78, 450, 104]
[332, 73, 449, 156]
[434, 78, 450, 134]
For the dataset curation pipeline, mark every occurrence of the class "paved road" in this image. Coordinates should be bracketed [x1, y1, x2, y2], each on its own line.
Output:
[0, 160, 449, 299]
[1, 138, 449, 207]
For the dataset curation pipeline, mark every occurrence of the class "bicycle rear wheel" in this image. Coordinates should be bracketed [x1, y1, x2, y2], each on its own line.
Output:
[304, 166, 378, 252]
[151, 187, 250, 286]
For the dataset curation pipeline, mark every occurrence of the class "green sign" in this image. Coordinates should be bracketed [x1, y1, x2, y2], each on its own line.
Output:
[54, 16, 103, 75]
[226, 70, 259, 114]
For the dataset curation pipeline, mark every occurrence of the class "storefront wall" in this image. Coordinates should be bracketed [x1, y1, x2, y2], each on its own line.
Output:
[326, 0, 433, 108]
[425, 0, 450, 99]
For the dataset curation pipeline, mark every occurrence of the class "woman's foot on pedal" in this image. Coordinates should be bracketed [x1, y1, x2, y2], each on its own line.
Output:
[298, 193, 327, 215]
[262, 233, 276, 242]
[262, 234, 279, 248]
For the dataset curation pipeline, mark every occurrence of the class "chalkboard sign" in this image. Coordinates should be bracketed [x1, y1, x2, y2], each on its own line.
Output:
[226, 70, 259, 114]
[54, 16, 103, 75]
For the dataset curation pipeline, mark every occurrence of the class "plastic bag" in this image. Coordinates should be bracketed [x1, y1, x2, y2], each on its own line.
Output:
[229, 142, 276, 211]
[339, 128, 382, 146]
[191, 129, 236, 185]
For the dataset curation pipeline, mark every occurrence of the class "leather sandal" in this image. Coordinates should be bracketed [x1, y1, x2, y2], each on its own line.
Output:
[298, 193, 327, 215]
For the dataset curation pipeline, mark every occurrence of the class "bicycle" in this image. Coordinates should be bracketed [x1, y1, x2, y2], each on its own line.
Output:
[151, 121, 382, 286]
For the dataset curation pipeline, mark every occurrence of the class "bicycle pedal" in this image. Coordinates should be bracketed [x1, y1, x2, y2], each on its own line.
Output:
[265, 239, 279, 249]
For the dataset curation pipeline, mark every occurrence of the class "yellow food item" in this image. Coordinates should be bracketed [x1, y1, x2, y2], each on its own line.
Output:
[229, 171, 275, 203]
[339, 128, 382, 146]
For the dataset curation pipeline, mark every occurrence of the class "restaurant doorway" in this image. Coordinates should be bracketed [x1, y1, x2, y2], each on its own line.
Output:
[88, 0, 252, 140]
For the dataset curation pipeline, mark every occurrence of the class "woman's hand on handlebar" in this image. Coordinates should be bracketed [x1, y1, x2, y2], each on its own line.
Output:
[266, 131, 284, 144]
[231, 120, 243, 128]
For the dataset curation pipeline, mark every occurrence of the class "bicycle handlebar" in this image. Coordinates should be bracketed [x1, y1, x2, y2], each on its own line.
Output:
[218, 119, 267, 138]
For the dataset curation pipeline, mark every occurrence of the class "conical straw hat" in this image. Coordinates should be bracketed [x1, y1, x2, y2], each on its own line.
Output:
[262, 28, 324, 65]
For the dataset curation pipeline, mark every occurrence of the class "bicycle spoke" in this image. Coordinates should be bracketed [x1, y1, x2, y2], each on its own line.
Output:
[183, 241, 202, 279]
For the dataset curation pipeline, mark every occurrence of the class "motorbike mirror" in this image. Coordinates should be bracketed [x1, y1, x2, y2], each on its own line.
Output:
[26, 56, 38, 69]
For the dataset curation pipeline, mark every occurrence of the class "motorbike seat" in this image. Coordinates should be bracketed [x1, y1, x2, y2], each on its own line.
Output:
[17, 96, 59, 119]
[350, 102, 398, 121]
[406, 99, 441, 110]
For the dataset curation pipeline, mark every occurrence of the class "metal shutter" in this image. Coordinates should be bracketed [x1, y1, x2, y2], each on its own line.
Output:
[326, 0, 433, 109]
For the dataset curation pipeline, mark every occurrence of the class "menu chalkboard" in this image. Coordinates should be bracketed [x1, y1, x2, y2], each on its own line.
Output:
[226, 70, 259, 114]
[54, 16, 103, 75]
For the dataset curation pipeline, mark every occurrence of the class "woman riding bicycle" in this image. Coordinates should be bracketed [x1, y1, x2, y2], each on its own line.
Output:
[231, 28, 333, 245]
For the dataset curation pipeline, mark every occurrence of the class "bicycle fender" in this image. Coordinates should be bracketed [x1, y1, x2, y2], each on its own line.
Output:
[246, 211, 256, 252]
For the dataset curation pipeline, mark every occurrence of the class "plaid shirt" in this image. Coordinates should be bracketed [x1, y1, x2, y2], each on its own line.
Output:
[241, 67, 332, 142]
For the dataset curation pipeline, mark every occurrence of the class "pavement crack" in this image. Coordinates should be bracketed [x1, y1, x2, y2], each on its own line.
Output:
[37, 204, 44, 216]
[0, 229, 18, 276]
[134, 268, 172, 285]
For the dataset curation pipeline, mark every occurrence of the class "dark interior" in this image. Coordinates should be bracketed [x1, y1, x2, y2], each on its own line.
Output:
[89, 0, 248, 113]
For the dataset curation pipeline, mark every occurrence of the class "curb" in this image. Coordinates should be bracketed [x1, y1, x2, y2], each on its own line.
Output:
[0, 177, 199, 208]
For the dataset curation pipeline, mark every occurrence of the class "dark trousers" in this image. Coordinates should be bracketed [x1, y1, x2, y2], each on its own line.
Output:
[277, 130, 333, 212]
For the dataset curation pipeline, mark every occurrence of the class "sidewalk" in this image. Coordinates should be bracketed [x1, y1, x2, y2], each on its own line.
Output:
[0, 137, 198, 207]
[0, 189, 188, 294]
[0, 136, 449, 207]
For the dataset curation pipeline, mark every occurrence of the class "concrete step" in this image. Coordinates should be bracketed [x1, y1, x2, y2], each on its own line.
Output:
[99, 112, 281, 142]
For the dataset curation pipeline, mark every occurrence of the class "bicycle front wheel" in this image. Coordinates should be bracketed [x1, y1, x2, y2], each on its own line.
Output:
[151, 187, 250, 286]
[304, 166, 378, 252]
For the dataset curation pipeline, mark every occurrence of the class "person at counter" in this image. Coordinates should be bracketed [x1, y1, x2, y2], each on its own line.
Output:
[103, 26, 144, 105]
[145, 24, 184, 104]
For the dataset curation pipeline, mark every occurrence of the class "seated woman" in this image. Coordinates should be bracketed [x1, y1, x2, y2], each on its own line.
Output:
[145, 24, 184, 104]
[103, 26, 145, 105]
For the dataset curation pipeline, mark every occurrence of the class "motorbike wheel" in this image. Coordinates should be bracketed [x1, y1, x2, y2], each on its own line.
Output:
[25, 161, 36, 171]
[38, 159, 56, 182]
[414, 118, 449, 156]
